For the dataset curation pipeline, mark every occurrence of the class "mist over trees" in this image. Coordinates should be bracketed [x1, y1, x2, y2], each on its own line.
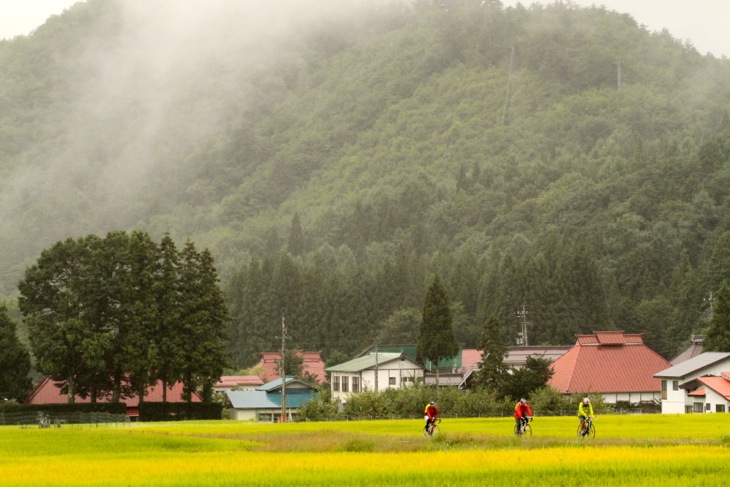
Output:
[2, 0, 730, 372]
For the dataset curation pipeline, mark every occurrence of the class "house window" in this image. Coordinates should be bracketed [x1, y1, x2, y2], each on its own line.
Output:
[389, 377, 396, 386]
[693, 403, 704, 413]
[661, 380, 667, 400]
[672, 380, 679, 391]
[333, 376, 340, 392]
[342, 376, 349, 392]
[705, 403, 711, 411]
[352, 377, 360, 393]
[717, 404, 726, 413]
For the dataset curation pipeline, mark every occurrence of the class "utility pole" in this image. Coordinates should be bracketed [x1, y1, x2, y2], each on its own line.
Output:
[374, 345, 379, 393]
[279, 309, 288, 422]
[502, 44, 515, 125]
[615, 58, 622, 90]
[517, 304, 529, 346]
[705, 292, 716, 320]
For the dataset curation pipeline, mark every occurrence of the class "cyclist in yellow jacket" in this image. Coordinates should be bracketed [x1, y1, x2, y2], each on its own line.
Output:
[578, 397, 594, 432]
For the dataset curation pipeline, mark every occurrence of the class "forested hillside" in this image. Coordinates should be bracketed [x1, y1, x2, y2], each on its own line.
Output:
[2, 0, 730, 368]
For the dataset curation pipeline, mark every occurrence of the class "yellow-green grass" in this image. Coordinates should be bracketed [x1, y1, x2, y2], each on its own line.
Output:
[1, 415, 729, 486]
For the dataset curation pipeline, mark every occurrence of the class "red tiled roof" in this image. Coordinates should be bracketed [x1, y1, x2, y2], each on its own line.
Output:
[697, 376, 730, 400]
[256, 351, 326, 383]
[549, 331, 671, 394]
[460, 349, 482, 372]
[576, 331, 643, 346]
[688, 388, 706, 397]
[25, 377, 201, 407]
[215, 375, 264, 388]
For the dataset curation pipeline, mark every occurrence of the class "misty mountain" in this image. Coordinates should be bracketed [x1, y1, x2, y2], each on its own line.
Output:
[2, 0, 730, 365]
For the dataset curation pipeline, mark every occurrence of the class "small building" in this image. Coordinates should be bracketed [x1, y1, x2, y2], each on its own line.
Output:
[225, 377, 316, 422]
[505, 346, 572, 369]
[670, 335, 705, 365]
[654, 352, 730, 414]
[325, 353, 423, 403]
[213, 375, 264, 393]
[255, 351, 326, 384]
[549, 331, 671, 404]
[25, 377, 201, 419]
[458, 346, 570, 390]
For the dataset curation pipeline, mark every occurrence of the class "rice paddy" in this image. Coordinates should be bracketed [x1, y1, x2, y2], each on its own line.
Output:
[1, 414, 728, 486]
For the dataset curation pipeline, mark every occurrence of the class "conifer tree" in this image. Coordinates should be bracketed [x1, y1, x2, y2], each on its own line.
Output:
[0, 306, 32, 402]
[417, 275, 458, 388]
[474, 314, 510, 392]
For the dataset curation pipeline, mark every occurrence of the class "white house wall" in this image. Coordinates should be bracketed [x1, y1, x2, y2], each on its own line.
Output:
[600, 392, 662, 405]
[658, 357, 730, 414]
[702, 389, 729, 413]
[330, 363, 423, 403]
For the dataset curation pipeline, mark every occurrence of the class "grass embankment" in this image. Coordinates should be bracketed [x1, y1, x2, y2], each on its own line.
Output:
[1, 415, 728, 486]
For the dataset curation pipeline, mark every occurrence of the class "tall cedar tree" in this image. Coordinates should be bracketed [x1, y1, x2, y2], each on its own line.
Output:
[154, 234, 184, 402]
[0, 306, 32, 402]
[178, 242, 230, 402]
[417, 275, 458, 388]
[474, 315, 510, 392]
[705, 281, 730, 352]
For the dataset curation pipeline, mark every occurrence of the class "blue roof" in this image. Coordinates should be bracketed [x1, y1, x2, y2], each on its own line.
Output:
[226, 390, 315, 409]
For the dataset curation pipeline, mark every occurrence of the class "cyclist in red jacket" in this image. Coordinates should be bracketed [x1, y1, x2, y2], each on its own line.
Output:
[424, 401, 439, 433]
[514, 398, 533, 431]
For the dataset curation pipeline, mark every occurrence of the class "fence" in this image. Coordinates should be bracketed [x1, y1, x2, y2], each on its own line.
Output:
[1, 410, 131, 428]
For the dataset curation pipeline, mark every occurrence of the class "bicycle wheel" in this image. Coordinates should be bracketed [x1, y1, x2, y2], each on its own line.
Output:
[586, 422, 596, 439]
[522, 424, 532, 437]
[430, 425, 439, 436]
[514, 424, 520, 436]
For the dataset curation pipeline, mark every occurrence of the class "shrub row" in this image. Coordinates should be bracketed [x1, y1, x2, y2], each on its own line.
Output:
[296, 386, 614, 421]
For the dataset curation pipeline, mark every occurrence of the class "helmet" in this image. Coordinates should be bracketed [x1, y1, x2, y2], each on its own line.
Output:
[430, 401, 436, 406]
[583, 397, 590, 404]
[520, 398, 527, 404]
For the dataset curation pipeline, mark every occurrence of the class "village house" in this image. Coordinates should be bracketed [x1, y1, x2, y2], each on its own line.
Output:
[213, 375, 264, 393]
[548, 331, 671, 404]
[325, 353, 423, 403]
[654, 352, 730, 414]
[254, 351, 327, 384]
[25, 377, 201, 420]
[224, 376, 316, 422]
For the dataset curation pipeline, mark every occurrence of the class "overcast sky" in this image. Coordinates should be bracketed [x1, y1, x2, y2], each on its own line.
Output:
[0, 1, 728, 58]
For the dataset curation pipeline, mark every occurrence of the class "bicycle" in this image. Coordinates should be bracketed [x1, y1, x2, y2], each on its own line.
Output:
[423, 418, 441, 437]
[514, 416, 532, 437]
[577, 416, 596, 439]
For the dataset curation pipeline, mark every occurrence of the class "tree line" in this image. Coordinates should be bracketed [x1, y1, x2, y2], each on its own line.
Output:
[15, 231, 229, 404]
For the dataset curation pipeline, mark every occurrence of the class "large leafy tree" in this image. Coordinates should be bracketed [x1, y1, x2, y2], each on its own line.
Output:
[417, 275, 458, 387]
[501, 356, 555, 401]
[0, 306, 32, 402]
[18, 236, 109, 402]
[704, 281, 730, 352]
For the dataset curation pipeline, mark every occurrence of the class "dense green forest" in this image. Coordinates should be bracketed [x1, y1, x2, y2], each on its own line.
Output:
[2, 0, 730, 370]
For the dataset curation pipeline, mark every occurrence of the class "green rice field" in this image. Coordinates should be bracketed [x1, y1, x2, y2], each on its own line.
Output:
[1, 414, 729, 486]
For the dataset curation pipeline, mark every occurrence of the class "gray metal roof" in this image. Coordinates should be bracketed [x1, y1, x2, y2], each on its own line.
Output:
[325, 353, 415, 373]
[654, 352, 730, 379]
